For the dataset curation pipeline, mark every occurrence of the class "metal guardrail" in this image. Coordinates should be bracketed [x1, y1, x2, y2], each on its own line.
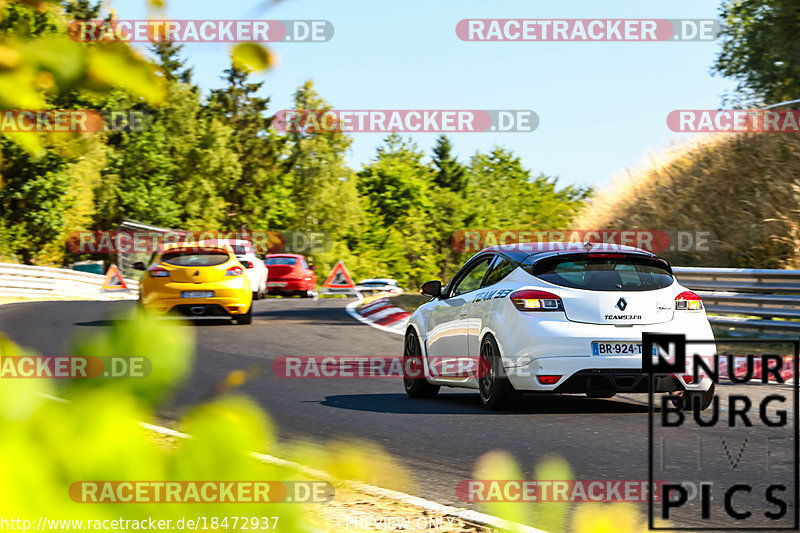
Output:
[673, 267, 800, 334]
[1, 262, 799, 333]
[116, 219, 185, 282]
[0, 263, 138, 301]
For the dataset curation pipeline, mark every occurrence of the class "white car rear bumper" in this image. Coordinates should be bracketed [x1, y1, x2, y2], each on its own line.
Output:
[497, 313, 715, 392]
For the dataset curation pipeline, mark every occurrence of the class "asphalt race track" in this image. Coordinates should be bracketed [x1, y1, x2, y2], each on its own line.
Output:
[1, 298, 796, 529]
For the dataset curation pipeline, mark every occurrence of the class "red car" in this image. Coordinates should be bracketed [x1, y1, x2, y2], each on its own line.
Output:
[264, 254, 317, 297]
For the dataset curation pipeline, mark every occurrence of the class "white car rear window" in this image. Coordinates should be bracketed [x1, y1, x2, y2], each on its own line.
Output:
[531, 255, 673, 291]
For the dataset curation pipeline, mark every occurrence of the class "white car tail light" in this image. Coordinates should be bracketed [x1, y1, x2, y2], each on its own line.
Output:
[675, 290, 703, 311]
[510, 289, 564, 311]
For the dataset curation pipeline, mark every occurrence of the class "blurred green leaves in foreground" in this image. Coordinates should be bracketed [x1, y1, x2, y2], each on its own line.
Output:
[0, 310, 425, 531]
[0, 1, 167, 153]
[473, 452, 666, 533]
[0, 0, 275, 154]
[0, 309, 669, 533]
[0, 312, 305, 530]
[67, 309, 194, 405]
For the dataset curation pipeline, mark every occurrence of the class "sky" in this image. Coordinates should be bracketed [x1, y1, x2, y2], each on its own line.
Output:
[112, 0, 737, 190]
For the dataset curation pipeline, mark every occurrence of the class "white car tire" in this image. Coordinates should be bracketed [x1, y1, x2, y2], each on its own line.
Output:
[478, 335, 516, 411]
[403, 330, 440, 398]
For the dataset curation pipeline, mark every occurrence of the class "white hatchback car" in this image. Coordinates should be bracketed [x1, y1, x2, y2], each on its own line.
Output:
[404, 242, 716, 410]
[355, 278, 404, 296]
[199, 239, 268, 300]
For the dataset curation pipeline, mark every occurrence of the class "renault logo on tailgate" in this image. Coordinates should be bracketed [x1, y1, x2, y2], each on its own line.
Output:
[616, 297, 628, 311]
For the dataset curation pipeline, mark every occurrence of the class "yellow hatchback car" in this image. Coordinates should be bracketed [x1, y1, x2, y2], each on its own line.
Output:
[135, 242, 253, 324]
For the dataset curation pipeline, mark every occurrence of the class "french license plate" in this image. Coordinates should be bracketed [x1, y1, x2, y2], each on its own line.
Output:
[182, 291, 214, 298]
[268, 282, 287, 287]
[592, 342, 645, 355]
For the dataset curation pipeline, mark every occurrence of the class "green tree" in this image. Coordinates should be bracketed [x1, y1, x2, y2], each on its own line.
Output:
[0, 0, 167, 264]
[431, 135, 466, 192]
[152, 40, 194, 85]
[96, 83, 239, 230]
[207, 63, 290, 228]
[355, 135, 439, 286]
[714, 0, 800, 106]
[427, 135, 469, 279]
[466, 147, 589, 229]
[357, 134, 432, 225]
[0, 140, 69, 263]
[284, 82, 362, 234]
[63, 0, 103, 22]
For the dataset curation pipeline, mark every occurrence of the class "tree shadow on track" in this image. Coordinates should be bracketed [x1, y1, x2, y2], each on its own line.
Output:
[71, 301, 364, 328]
[253, 307, 364, 326]
[74, 318, 234, 327]
[317, 392, 650, 415]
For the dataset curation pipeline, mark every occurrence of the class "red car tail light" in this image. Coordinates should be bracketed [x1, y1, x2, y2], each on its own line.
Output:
[537, 375, 562, 385]
[509, 289, 564, 311]
[675, 290, 703, 311]
[148, 267, 169, 278]
[226, 266, 244, 276]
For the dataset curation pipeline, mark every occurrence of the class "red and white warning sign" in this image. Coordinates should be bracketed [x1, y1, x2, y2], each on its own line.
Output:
[320, 261, 361, 299]
[322, 261, 356, 289]
[101, 264, 128, 290]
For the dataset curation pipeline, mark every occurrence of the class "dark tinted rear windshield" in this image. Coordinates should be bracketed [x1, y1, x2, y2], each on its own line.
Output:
[265, 257, 297, 266]
[529, 254, 674, 291]
[162, 250, 230, 267]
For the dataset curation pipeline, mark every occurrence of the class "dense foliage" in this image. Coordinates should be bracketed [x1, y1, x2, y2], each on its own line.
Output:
[0, 0, 589, 288]
[714, 0, 800, 107]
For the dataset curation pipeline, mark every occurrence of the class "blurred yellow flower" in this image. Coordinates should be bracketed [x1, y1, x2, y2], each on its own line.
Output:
[35, 70, 54, 90]
[572, 502, 644, 533]
[0, 44, 21, 68]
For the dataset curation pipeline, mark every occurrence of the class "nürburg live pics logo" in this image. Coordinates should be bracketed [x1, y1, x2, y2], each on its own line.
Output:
[643, 333, 799, 530]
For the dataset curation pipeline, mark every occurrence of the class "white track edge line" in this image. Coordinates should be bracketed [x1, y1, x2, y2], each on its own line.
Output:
[140, 422, 550, 533]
